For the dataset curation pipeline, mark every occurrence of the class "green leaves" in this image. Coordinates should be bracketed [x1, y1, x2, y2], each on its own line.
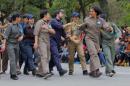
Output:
[0, 0, 129, 26]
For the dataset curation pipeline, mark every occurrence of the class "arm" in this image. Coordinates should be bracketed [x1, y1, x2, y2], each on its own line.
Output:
[100, 18, 113, 32]
[33, 35, 39, 49]
[1, 39, 7, 51]
[47, 24, 55, 34]
[18, 24, 24, 42]
[33, 21, 41, 49]
[63, 22, 73, 29]
[78, 19, 87, 31]
[50, 19, 63, 30]
[2, 24, 12, 51]
[0, 24, 8, 29]
[69, 35, 80, 44]
[47, 28, 55, 34]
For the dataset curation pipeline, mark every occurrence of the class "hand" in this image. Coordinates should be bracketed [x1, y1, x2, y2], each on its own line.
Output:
[61, 36, 65, 41]
[41, 24, 48, 29]
[18, 36, 23, 42]
[33, 43, 38, 49]
[66, 34, 71, 38]
[1, 44, 6, 52]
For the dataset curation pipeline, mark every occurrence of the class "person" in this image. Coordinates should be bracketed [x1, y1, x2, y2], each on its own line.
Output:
[60, 43, 69, 63]
[19, 14, 29, 75]
[0, 20, 8, 74]
[64, 12, 88, 75]
[78, 6, 112, 78]
[34, 9, 55, 79]
[100, 14, 122, 77]
[21, 14, 36, 75]
[124, 27, 130, 66]
[49, 9, 67, 76]
[2, 13, 23, 80]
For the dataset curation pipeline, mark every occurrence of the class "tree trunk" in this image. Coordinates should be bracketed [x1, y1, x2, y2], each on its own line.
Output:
[78, 0, 86, 19]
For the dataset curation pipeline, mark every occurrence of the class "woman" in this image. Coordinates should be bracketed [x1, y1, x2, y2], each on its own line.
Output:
[64, 12, 88, 75]
[22, 14, 36, 75]
[79, 6, 112, 78]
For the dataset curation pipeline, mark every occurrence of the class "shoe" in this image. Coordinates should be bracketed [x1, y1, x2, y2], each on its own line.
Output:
[10, 75, 19, 80]
[32, 69, 37, 76]
[44, 73, 52, 79]
[89, 69, 102, 78]
[23, 70, 29, 75]
[59, 69, 67, 76]
[112, 70, 116, 74]
[17, 71, 21, 75]
[68, 71, 73, 75]
[36, 74, 44, 78]
[0, 71, 6, 75]
[83, 70, 88, 75]
[106, 72, 115, 77]
[50, 72, 54, 76]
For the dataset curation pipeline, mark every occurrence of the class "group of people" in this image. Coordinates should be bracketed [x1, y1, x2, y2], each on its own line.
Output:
[0, 6, 121, 80]
[115, 26, 130, 67]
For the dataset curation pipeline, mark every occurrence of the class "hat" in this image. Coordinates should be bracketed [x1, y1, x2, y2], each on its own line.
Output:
[71, 12, 80, 17]
[27, 14, 34, 19]
[22, 14, 29, 19]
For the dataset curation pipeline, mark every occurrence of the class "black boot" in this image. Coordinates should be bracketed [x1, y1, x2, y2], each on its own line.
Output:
[49, 71, 54, 75]
[24, 69, 29, 75]
[59, 69, 67, 76]
[83, 70, 88, 75]
[112, 70, 116, 74]
[68, 71, 73, 75]
[10, 75, 19, 80]
[32, 69, 36, 76]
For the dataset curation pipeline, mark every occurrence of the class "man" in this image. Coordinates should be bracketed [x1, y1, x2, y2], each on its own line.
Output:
[34, 9, 55, 79]
[49, 9, 67, 76]
[19, 14, 29, 75]
[64, 12, 88, 75]
[2, 13, 23, 80]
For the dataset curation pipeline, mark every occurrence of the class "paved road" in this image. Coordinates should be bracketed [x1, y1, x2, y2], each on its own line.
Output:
[0, 64, 130, 86]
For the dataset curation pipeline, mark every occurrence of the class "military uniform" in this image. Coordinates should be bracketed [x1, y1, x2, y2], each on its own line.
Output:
[4, 23, 23, 75]
[101, 22, 116, 74]
[65, 22, 87, 74]
[34, 19, 51, 75]
[79, 17, 109, 72]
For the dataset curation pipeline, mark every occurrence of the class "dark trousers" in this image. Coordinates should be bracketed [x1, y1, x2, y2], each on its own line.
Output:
[49, 40, 62, 72]
[19, 43, 28, 71]
[22, 45, 35, 70]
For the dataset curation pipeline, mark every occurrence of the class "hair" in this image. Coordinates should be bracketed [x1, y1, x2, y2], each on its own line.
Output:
[91, 6, 102, 16]
[11, 13, 21, 21]
[100, 13, 107, 20]
[53, 9, 64, 17]
[40, 9, 48, 19]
